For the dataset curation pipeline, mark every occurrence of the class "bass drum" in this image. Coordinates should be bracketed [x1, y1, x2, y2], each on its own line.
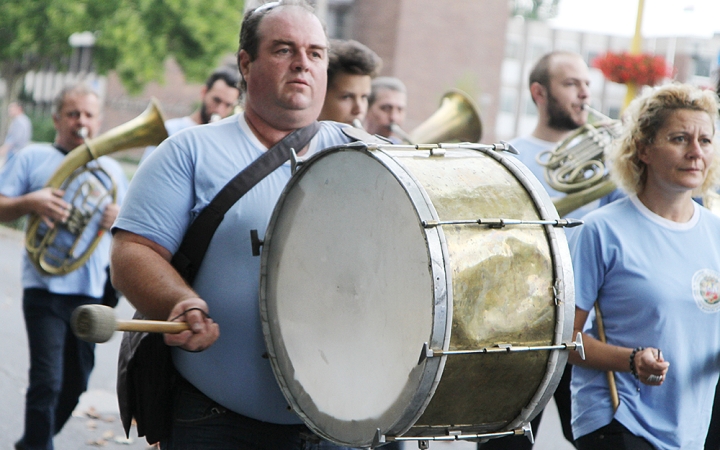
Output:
[259, 144, 574, 447]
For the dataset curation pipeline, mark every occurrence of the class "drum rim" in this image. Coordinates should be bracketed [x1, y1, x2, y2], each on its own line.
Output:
[259, 144, 576, 444]
[259, 145, 453, 446]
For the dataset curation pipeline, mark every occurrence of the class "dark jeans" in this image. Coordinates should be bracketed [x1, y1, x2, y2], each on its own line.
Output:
[478, 364, 575, 449]
[17, 288, 97, 450]
[162, 376, 359, 450]
[576, 420, 654, 450]
[705, 378, 720, 449]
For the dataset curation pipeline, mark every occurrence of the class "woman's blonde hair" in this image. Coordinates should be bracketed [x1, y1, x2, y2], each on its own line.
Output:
[608, 83, 720, 195]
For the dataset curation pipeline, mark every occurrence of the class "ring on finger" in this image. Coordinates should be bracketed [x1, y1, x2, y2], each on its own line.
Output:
[647, 374, 662, 383]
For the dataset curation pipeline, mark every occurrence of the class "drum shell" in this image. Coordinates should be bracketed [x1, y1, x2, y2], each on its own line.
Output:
[260, 145, 574, 447]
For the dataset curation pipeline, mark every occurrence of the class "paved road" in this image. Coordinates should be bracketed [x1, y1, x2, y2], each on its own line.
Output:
[0, 226, 151, 450]
[0, 225, 575, 450]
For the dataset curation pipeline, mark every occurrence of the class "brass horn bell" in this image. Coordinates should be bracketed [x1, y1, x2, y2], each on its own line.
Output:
[394, 89, 483, 145]
[25, 98, 169, 276]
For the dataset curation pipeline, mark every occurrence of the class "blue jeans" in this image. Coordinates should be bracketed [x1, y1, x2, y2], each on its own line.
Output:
[17, 288, 97, 450]
[161, 377, 358, 450]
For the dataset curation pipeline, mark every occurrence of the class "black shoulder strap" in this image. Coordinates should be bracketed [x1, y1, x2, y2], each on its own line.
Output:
[170, 121, 321, 283]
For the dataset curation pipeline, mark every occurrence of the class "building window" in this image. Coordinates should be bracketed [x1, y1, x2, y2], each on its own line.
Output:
[529, 43, 550, 64]
[326, 0, 354, 39]
[500, 88, 517, 114]
[505, 39, 521, 61]
[693, 55, 712, 78]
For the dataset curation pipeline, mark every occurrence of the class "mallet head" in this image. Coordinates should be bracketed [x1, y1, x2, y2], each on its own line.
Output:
[71, 304, 117, 343]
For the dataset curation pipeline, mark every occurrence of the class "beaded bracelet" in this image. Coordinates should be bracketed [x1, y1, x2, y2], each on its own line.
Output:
[629, 347, 644, 379]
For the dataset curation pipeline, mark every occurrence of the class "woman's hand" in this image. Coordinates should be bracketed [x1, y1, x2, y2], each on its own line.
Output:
[634, 347, 669, 385]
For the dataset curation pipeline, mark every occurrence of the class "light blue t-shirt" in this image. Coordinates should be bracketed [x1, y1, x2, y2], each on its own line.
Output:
[570, 195, 720, 449]
[509, 135, 599, 220]
[0, 143, 128, 297]
[113, 113, 352, 424]
[140, 115, 197, 163]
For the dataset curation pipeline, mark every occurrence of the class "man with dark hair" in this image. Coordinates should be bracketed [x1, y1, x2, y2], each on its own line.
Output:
[363, 76, 407, 142]
[0, 83, 128, 450]
[111, 1, 354, 448]
[141, 66, 240, 161]
[511, 51, 591, 200]
[319, 39, 381, 125]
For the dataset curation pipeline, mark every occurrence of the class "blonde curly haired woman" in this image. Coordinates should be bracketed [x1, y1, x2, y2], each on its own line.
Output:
[568, 83, 720, 449]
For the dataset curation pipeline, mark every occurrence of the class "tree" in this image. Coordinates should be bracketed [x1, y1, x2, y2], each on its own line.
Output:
[511, 0, 560, 21]
[0, 0, 244, 133]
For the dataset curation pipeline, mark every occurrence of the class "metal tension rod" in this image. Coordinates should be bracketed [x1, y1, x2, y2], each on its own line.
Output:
[422, 218, 583, 229]
[372, 424, 534, 449]
[419, 333, 585, 364]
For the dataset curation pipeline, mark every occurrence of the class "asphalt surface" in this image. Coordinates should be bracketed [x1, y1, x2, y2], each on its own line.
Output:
[0, 226, 152, 450]
[0, 225, 574, 450]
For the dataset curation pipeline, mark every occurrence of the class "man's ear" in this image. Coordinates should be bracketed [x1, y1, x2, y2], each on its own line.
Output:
[238, 50, 251, 80]
[529, 82, 547, 105]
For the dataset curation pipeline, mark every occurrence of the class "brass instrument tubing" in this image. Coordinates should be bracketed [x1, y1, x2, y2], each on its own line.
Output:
[390, 123, 414, 144]
[595, 303, 620, 412]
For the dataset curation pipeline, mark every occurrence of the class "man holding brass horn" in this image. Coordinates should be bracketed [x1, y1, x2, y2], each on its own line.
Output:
[111, 1, 355, 448]
[0, 83, 128, 450]
[510, 50, 596, 220]
[568, 83, 720, 449]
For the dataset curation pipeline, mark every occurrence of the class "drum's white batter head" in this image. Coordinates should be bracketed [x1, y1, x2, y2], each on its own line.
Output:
[261, 149, 437, 444]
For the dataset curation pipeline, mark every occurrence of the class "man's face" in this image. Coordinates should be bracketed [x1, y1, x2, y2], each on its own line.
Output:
[319, 72, 371, 124]
[239, 6, 328, 128]
[53, 93, 101, 150]
[199, 79, 240, 124]
[544, 55, 591, 131]
[363, 88, 407, 137]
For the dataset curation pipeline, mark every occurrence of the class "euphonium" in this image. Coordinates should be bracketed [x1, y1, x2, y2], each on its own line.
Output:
[393, 89, 483, 144]
[25, 98, 168, 276]
[541, 105, 622, 217]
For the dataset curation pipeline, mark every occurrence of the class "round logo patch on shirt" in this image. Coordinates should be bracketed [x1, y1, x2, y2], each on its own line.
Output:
[693, 269, 720, 313]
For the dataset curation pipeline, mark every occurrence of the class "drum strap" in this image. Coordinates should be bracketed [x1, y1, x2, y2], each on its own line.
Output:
[170, 121, 320, 284]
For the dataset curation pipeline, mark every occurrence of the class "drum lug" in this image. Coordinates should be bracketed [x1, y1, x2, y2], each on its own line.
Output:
[553, 279, 562, 306]
[250, 229, 264, 256]
[371, 429, 398, 449]
[418, 342, 433, 364]
[521, 423, 535, 444]
[289, 147, 301, 175]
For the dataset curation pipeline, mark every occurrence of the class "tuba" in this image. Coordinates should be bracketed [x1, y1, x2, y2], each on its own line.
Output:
[539, 105, 622, 217]
[25, 98, 168, 276]
[392, 89, 483, 144]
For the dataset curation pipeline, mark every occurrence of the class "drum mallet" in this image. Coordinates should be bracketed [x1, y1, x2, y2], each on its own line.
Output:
[71, 304, 190, 343]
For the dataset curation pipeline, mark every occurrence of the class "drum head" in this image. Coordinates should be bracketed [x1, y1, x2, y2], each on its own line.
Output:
[260, 148, 441, 446]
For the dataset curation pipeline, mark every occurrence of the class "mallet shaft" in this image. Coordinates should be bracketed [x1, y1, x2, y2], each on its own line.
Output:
[116, 319, 190, 334]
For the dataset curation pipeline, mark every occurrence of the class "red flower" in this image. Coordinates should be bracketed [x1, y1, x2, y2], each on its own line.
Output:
[592, 52, 673, 86]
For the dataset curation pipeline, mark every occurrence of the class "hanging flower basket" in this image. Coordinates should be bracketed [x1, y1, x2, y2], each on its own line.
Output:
[592, 52, 673, 86]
